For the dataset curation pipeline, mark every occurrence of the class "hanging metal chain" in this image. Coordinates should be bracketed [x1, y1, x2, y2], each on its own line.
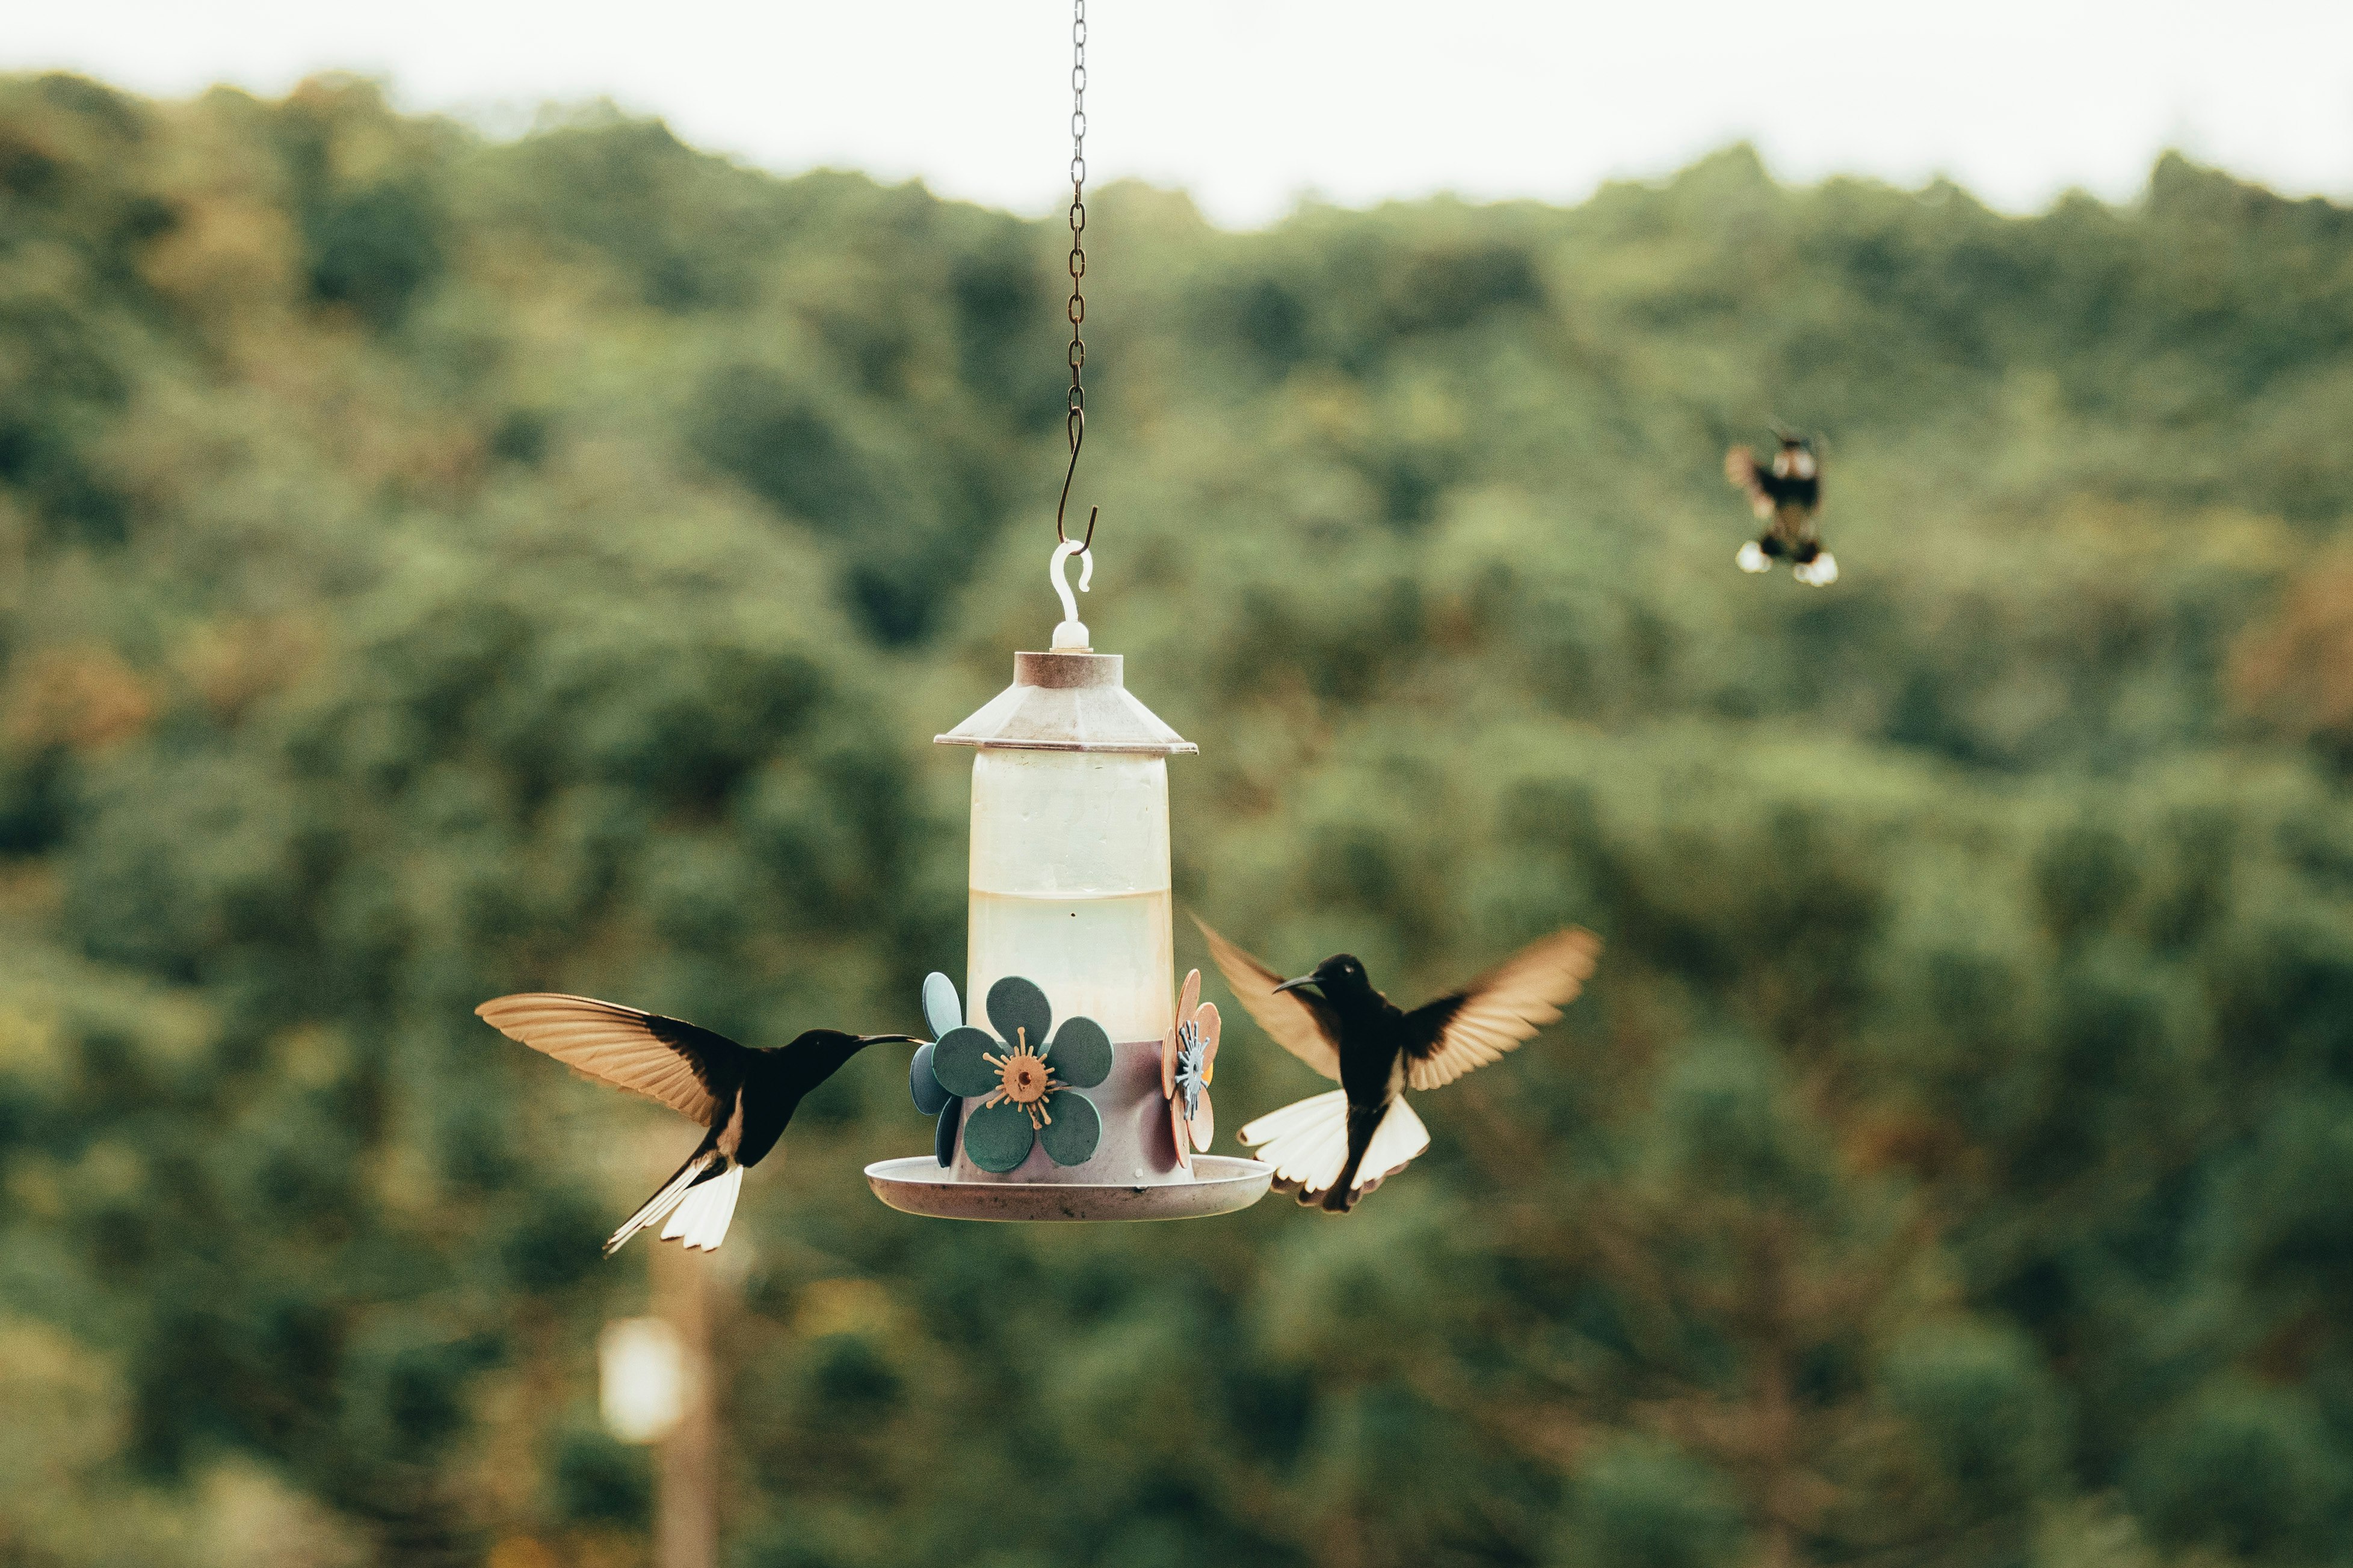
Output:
[1055, 0, 1098, 551]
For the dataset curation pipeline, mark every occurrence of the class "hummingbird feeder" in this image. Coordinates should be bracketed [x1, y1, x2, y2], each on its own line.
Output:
[861, 632, 1269, 1220]
[865, 0, 1270, 1222]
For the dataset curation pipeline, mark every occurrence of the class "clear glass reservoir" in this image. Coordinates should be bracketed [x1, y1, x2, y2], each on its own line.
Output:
[969, 750, 1172, 1044]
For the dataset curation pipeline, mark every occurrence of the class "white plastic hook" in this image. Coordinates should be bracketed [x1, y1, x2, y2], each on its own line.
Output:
[1050, 539, 1093, 650]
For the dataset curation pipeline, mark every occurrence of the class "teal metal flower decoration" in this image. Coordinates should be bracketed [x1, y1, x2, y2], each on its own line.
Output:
[927, 976, 1113, 1171]
[909, 972, 966, 1167]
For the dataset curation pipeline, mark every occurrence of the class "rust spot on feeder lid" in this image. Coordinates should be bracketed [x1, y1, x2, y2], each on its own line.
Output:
[936, 649, 1198, 755]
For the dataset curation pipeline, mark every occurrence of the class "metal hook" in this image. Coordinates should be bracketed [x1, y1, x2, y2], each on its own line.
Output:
[1055, 410, 1099, 552]
[1050, 538, 1093, 650]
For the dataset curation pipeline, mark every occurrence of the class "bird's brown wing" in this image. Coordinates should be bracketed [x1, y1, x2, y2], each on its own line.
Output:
[1725, 446, 1775, 520]
[1194, 917, 1342, 1081]
[476, 993, 748, 1124]
[1399, 929, 1601, 1091]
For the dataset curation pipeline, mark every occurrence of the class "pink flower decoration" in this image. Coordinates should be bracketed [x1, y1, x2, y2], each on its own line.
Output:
[1161, 968, 1220, 1172]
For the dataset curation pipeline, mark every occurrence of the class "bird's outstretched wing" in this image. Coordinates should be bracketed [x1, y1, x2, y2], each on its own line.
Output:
[476, 993, 748, 1124]
[1194, 917, 1342, 1081]
[1399, 929, 1601, 1090]
[1725, 446, 1777, 520]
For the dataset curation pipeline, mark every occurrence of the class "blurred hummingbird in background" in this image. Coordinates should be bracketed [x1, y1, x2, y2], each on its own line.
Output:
[477, 994, 917, 1253]
[1197, 920, 1600, 1213]
[1727, 428, 1836, 585]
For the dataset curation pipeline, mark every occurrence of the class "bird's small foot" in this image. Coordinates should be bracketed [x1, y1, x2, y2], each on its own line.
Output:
[1794, 552, 1838, 586]
[1736, 541, 1771, 573]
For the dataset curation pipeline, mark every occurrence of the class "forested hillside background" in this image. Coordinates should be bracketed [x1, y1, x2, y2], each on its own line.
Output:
[7, 68, 2353, 1568]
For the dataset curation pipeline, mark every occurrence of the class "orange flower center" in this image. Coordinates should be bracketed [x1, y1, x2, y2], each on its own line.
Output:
[997, 1031, 1052, 1105]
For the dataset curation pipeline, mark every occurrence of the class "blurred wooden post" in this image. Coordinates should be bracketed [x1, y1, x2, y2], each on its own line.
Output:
[652, 1244, 717, 1568]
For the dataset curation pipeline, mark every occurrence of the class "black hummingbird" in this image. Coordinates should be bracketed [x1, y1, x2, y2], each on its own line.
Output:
[1727, 428, 1836, 585]
[477, 994, 917, 1253]
[1197, 920, 1600, 1213]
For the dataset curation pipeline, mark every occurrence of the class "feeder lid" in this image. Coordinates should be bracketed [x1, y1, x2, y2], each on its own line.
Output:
[936, 650, 1198, 755]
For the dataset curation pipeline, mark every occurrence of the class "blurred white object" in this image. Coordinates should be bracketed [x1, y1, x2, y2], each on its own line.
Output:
[600, 1317, 688, 1443]
[1736, 541, 1771, 573]
[1795, 552, 1839, 586]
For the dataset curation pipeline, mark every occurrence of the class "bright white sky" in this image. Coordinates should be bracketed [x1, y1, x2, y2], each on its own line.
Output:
[7, 0, 2351, 228]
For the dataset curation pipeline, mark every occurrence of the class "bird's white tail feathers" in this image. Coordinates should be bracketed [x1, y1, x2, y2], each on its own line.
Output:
[1360, 1098, 1431, 1187]
[1238, 1090, 1430, 1201]
[660, 1163, 744, 1252]
[606, 1152, 722, 1255]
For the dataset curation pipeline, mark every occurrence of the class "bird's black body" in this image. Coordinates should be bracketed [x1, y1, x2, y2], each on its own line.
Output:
[1284, 959, 1420, 1209]
[683, 1024, 877, 1170]
[476, 993, 914, 1253]
[1750, 444, 1821, 522]
[1204, 921, 1599, 1214]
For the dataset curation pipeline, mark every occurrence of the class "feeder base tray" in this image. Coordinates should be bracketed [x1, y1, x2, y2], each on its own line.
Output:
[864, 1154, 1273, 1222]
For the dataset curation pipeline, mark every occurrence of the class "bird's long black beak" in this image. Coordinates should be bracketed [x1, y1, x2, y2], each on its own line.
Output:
[1271, 976, 1317, 995]
[862, 1034, 923, 1047]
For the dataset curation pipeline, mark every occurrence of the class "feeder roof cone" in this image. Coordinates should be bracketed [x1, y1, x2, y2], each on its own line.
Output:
[935, 650, 1198, 756]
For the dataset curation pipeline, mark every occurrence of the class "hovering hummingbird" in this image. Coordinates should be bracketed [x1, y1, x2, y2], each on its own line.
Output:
[476, 994, 917, 1253]
[1727, 429, 1837, 585]
[1198, 920, 1600, 1213]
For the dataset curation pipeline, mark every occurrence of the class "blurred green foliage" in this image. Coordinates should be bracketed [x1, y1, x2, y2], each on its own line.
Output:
[4, 65, 2353, 1568]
